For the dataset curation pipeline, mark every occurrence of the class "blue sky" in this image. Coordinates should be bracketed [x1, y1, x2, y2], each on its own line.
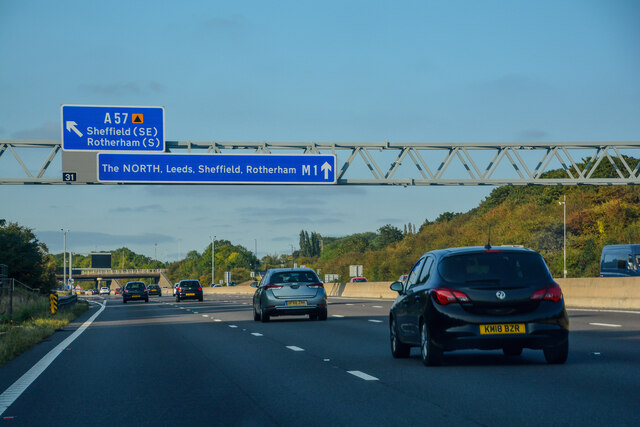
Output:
[1, 0, 639, 261]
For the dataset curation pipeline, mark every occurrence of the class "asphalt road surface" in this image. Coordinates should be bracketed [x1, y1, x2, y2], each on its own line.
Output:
[1, 293, 638, 426]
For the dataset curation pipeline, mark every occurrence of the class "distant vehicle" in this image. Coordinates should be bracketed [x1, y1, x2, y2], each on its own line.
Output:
[600, 244, 640, 277]
[175, 280, 203, 302]
[90, 289, 99, 295]
[389, 246, 569, 365]
[123, 281, 149, 303]
[350, 277, 368, 283]
[114, 288, 121, 295]
[173, 283, 179, 296]
[147, 284, 161, 296]
[252, 268, 327, 322]
[99, 287, 110, 295]
[211, 284, 222, 287]
[227, 281, 237, 286]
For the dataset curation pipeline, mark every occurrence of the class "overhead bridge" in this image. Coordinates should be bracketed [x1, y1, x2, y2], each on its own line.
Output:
[55, 269, 173, 288]
[2, 139, 639, 185]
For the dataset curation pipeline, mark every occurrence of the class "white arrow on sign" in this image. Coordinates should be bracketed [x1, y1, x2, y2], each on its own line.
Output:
[321, 161, 332, 180]
[66, 121, 83, 137]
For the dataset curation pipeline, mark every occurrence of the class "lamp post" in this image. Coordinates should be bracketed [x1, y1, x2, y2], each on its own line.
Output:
[211, 235, 216, 286]
[559, 196, 567, 278]
[61, 229, 68, 290]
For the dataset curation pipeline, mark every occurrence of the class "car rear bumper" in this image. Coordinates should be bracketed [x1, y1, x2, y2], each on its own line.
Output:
[434, 322, 568, 351]
[263, 305, 327, 317]
[123, 294, 148, 301]
[430, 302, 569, 351]
[177, 292, 203, 300]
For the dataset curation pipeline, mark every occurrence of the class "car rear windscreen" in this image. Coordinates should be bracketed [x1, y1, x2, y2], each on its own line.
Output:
[127, 283, 145, 290]
[181, 281, 200, 287]
[271, 271, 319, 284]
[438, 252, 552, 286]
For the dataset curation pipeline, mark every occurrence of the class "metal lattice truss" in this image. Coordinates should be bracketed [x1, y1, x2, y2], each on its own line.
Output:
[1, 139, 639, 185]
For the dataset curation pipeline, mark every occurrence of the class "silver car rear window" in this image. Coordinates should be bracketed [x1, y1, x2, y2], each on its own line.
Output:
[271, 271, 319, 284]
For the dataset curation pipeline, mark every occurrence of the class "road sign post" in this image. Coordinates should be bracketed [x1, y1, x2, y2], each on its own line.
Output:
[61, 105, 165, 152]
[49, 293, 58, 315]
[97, 153, 337, 184]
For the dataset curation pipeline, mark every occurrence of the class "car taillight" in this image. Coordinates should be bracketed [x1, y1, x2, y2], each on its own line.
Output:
[530, 283, 563, 302]
[198, 286, 202, 291]
[263, 283, 283, 290]
[178, 287, 182, 292]
[307, 282, 324, 288]
[433, 288, 471, 305]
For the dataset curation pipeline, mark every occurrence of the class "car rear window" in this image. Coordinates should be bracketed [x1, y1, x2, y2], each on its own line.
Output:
[181, 281, 200, 287]
[270, 271, 319, 284]
[126, 283, 145, 290]
[438, 252, 552, 286]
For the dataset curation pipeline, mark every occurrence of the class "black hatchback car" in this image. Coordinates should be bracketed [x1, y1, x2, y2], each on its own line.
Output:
[175, 280, 203, 302]
[147, 284, 162, 296]
[389, 246, 569, 366]
[122, 281, 149, 303]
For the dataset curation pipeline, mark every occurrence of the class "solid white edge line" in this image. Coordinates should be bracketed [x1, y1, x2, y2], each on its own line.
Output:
[347, 371, 379, 381]
[589, 322, 622, 328]
[0, 301, 107, 416]
[368, 319, 383, 323]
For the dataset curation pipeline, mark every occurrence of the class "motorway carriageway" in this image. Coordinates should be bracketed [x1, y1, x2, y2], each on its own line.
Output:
[0, 294, 638, 426]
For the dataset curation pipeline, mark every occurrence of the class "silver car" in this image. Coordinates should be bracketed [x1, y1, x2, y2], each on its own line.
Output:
[252, 268, 328, 322]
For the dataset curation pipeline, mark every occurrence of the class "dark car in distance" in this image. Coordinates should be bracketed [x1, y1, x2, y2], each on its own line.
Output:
[175, 280, 203, 302]
[389, 246, 569, 366]
[147, 284, 162, 296]
[123, 281, 149, 303]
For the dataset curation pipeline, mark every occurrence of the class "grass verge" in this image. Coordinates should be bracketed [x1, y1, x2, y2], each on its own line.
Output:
[0, 298, 89, 366]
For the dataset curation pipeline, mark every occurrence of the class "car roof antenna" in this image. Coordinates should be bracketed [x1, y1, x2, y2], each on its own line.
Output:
[484, 226, 492, 250]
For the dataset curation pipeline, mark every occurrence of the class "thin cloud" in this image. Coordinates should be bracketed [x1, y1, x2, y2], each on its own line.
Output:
[80, 81, 165, 95]
[11, 122, 59, 139]
[38, 230, 175, 253]
[203, 15, 244, 29]
[109, 204, 166, 213]
[517, 129, 550, 140]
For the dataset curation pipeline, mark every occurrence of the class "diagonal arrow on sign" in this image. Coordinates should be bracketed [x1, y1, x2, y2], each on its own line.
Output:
[321, 161, 332, 179]
[66, 121, 83, 137]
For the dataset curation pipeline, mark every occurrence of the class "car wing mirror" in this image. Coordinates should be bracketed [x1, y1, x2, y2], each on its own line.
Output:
[390, 281, 403, 294]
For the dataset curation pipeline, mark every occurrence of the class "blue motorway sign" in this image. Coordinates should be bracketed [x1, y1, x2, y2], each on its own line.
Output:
[97, 153, 337, 184]
[61, 105, 164, 152]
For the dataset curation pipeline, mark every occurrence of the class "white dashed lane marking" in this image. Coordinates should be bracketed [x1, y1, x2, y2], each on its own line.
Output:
[229, 325, 238, 328]
[286, 346, 304, 352]
[372, 306, 383, 308]
[589, 322, 622, 328]
[202, 315, 209, 318]
[251, 333, 263, 337]
[347, 371, 379, 381]
[368, 320, 383, 323]
[332, 315, 344, 318]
